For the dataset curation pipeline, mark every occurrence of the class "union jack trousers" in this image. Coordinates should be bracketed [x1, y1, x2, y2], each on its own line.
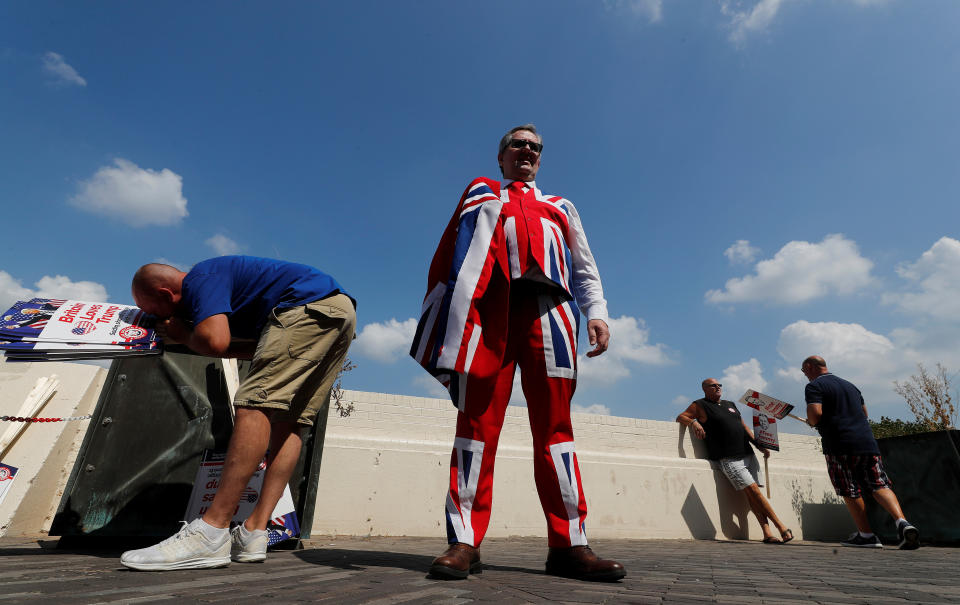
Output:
[412, 177, 605, 548]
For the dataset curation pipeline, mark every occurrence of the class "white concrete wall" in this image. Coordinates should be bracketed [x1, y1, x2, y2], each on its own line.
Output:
[312, 390, 850, 541]
[0, 360, 107, 537]
[0, 368, 851, 541]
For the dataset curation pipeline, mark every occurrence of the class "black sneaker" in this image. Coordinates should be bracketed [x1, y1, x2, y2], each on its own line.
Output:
[841, 532, 883, 548]
[897, 522, 920, 550]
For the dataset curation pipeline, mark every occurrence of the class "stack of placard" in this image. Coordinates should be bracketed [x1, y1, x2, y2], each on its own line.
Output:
[0, 298, 161, 361]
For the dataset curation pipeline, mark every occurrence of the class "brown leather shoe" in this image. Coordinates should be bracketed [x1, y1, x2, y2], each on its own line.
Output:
[545, 545, 626, 582]
[429, 543, 482, 580]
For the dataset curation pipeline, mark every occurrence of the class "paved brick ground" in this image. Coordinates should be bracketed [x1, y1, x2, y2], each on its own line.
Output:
[1, 536, 957, 604]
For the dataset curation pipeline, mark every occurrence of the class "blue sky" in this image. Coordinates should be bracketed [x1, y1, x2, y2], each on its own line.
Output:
[3, 1, 959, 432]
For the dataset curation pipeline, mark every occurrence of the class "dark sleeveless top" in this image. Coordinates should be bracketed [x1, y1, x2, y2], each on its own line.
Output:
[694, 398, 752, 461]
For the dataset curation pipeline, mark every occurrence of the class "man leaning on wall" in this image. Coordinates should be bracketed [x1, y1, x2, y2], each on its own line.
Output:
[677, 378, 794, 544]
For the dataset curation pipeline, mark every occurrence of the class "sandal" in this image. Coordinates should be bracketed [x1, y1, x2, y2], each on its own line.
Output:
[762, 536, 783, 544]
[781, 529, 794, 544]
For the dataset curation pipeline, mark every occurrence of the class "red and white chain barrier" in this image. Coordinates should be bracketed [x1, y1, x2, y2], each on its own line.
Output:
[1, 415, 92, 422]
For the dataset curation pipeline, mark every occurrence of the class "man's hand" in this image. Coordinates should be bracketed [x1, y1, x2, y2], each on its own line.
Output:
[690, 420, 705, 440]
[155, 317, 190, 344]
[586, 319, 610, 358]
[759, 446, 771, 459]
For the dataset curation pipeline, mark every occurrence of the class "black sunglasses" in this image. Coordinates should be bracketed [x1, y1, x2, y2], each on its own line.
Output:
[509, 139, 543, 153]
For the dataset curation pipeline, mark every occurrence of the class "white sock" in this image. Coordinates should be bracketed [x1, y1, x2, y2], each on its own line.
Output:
[240, 523, 266, 538]
[896, 518, 908, 527]
[197, 518, 228, 541]
[858, 531, 875, 538]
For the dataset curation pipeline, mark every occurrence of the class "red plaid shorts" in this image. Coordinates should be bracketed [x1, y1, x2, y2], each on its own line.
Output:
[825, 454, 892, 498]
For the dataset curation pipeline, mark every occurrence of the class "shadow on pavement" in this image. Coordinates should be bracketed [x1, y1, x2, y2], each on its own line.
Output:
[294, 547, 434, 573]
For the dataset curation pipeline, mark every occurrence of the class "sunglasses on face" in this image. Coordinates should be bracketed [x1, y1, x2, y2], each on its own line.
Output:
[508, 139, 543, 153]
[706, 384, 722, 389]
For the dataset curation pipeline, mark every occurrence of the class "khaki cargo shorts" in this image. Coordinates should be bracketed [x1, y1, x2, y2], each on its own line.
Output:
[234, 293, 356, 426]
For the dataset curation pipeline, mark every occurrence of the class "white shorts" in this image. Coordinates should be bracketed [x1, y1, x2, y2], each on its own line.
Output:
[718, 454, 763, 491]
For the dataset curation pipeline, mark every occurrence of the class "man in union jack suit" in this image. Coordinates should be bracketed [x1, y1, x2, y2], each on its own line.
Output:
[411, 124, 625, 581]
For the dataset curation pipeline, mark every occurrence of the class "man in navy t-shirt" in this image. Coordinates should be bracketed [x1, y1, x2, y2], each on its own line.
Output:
[121, 256, 356, 571]
[802, 355, 919, 550]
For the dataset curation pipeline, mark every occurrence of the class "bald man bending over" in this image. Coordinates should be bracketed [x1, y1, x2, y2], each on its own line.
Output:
[121, 256, 356, 570]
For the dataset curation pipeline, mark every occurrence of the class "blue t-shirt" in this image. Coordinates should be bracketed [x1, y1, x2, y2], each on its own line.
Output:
[180, 256, 351, 339]
[805, 373, 879, 455]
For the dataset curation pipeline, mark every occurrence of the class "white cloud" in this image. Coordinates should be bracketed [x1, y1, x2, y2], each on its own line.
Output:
[70, 158, 189, 227]
[672, 394, 691, 407]
[765, 317, 960, 421]
[705, 234, 873, 305]
[772, 320, 905, 415]
[42, 51, 87, 87]
[882, 237, 960, 321]
[720, 0, 783, 43]
[578, 314, 672, 388]
[33, 275, 108, 302]
[572, 403, 612, 416]
[724, 239, 760, 265]
[353, 317, 418, 363]
[719, 0, 888, 43]
[0, 271, 35, 313]
[0, 270, 108, 312]
[206, 234, 242, 256]
[720, 358, 767, 401]
[777, 320, 895, 375]
[605, 0, 663, 23]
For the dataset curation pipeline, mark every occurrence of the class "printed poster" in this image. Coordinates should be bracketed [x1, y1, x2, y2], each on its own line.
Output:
[184, 450, 300, 546]
[753, 410, 780, 451]
[0, 463, 18, 508]
[0, 338, 159, 361]
[738, 389, 795, 420]
[0, 299, 157, 346]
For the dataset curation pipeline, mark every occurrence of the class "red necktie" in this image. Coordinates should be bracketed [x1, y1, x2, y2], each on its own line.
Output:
[508, 181, 527, 196]
[506, 181, 531, 274]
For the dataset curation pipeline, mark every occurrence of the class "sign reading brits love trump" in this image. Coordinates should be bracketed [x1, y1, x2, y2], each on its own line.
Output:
[0, 299, 156, 346]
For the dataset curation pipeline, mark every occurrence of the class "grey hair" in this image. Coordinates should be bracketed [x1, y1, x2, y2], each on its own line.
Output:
[498, 123, 543, 155]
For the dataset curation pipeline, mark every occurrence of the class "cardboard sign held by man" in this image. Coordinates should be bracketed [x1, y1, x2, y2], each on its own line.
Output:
[738, 390, 807, 423]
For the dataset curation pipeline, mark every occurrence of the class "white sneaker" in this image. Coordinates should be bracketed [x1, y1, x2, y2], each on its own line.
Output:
[231, 524, 269, 563]
[120, 519, 231, 571]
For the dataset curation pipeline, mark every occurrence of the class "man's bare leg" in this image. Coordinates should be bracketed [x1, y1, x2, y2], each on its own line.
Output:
[842, 495, 872, 533]
[871, 487, 906, 521]
[244, 421, 304, 531]
[754, 484, 788, 534]
[203, 407, 272, 528]
[743, 484, 788, 540]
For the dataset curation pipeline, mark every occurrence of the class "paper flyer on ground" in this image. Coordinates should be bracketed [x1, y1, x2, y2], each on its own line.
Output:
[184, 450, 300, 545]
[752, 410, 780, 451]
[0, 299, 157, 345]
[738, 389, 795, 420]
[0, 463, 18, 508]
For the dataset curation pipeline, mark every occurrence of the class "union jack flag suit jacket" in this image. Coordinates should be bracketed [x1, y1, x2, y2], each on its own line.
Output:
[411, 177, 608, 411]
